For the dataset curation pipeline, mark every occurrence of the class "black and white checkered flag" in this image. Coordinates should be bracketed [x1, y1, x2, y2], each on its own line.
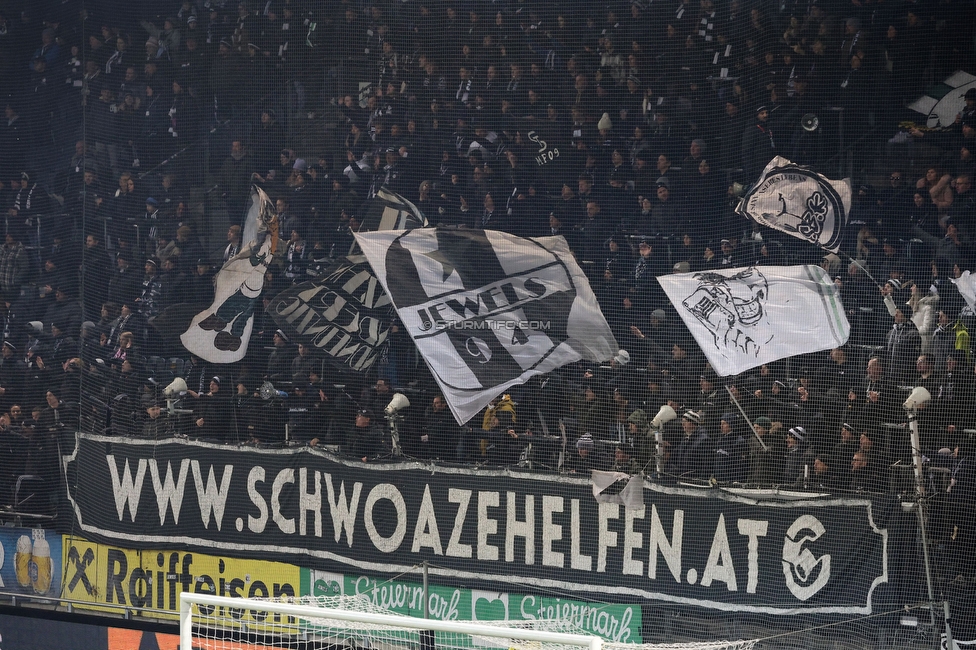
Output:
[354, 229, 618, 424]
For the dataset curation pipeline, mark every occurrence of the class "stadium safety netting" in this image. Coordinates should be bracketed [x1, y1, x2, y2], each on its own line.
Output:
[0, 0, 975, 647]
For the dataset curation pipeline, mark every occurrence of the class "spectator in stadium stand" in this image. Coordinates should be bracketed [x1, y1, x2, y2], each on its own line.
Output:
[417, 394, 457, 461]
[0, 232, 29, 300]
[886, 305, 923, 384]
[288, 342, 319, 384]
[265, 329, 294, 381]
[741, 105, 777, 183]
[712, 412, 748, 484]
[344, 408, 385, 462]
[0, 341, 23, 412]
[191, 376, 234, 442]
[566, 433, 610, 474]
[850, 449, 882, 492]
[830, 421, 858, 488]
[747, 416, 783, 485]
[783, 426, 815, 486]
[107, 251, 143, 307]
[668, 410, 712, 479]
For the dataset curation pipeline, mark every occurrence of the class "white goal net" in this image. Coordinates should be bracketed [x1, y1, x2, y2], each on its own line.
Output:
[179, 593, 758, 650]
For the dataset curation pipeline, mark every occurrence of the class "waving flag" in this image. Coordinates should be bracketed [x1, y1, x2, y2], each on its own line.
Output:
[181, 187, 279, 363]
[736, 157, 852, 252]
[658, 265, 850, 376]
[354, 228, 617, 424]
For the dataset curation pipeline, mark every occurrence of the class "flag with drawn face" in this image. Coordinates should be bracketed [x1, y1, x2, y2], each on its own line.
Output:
[658, 265, 850, 376]
[354, 229, 618, 424]
[736, 157, 852, 252]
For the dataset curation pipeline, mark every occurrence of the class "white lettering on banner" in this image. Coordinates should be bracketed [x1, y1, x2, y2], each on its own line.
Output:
[364, 484, 407, 553]
[325, 474, 362, 546]
[477, 491, 500, 561]
[412, 485, 444, 555]
[247, 466, 268, 533]
[505, 492, 534, 564]
[519, 595, 634, 643]
[623, 506, 645, 576]
[701, 514, 737, 591]
[598, 503, 619, 573]
[738, 519, 769, 594]
[272, 468, 296, 534]
[299, 468, 322, 537]
[189, 461, 233, 531]
[541, 495, 564, 568]
[570, 499, 592, 571]
[649, 505, 683, 581]
[87, 446, 879, 613]
[107, 455, 147, 522]
[149, 459, 190, 525]
[446, 488, 472, 558]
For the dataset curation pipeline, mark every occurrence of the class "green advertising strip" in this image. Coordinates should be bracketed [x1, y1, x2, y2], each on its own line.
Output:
[302, 569, 642, 643]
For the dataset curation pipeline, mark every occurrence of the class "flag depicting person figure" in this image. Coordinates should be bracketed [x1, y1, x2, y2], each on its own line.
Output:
[181, 187, 279, 363]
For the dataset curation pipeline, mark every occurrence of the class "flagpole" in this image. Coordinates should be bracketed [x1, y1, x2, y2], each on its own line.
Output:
[725, 385, 768, 452]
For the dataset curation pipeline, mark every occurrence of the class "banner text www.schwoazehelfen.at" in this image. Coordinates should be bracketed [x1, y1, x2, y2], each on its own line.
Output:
[62, 433, 889, 615]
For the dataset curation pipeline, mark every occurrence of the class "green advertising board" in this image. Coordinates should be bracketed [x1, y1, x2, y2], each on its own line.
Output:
[301, 569, 642, 643]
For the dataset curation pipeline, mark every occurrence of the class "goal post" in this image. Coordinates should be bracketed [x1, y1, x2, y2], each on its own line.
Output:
[179, 592, 604, 650]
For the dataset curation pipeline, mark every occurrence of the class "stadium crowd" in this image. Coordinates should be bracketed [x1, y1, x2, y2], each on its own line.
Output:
[0, 0, 974, 512]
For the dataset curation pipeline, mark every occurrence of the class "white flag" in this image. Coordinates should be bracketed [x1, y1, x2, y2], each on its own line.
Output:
[952, 271, 976, 312]
[657, 265, 850, 376]
[354, 228, 618, 424]
[181, 187, 279, 363]
[592, 470, 645, 510]
[736, 156, 852, 252]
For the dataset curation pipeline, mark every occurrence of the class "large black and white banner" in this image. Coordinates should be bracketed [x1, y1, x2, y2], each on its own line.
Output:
[736, 157, 852, 252]
[63, 433, 891, 615]
[658, 265, 850, 376]
[359, 187, 428, 233]
[353, 229, 617, 424]
[267, 255, 394, 377]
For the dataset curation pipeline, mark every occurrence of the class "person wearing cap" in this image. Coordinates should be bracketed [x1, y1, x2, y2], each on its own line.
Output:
[741, 104, 777, 183]
[343, 408, 385, 461]
[567, 432, 611, 474]
[693, 370, 723, 429]
[668, 410, 712, 479]
[140, 16, 181, 57]
[712, 412, 748, 484]
[830, 421, 858, 488]
[747, 416, 784, 485]
[783, 426, 814, 485]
